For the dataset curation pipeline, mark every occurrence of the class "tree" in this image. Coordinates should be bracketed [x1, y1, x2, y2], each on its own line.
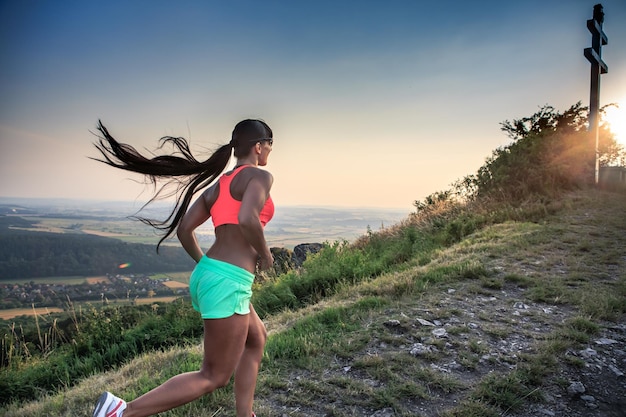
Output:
[453, 102, 624, 203]
[500, 102, 623, 166]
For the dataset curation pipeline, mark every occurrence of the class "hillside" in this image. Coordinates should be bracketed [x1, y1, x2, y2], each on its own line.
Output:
[0, 203, 407, 281]
[0, 227, 195, 280]
[2, 188, 624, 417]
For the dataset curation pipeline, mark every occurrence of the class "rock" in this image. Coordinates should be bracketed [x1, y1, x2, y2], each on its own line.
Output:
[416, 318, 435, 326]
[567, 381, 586, 396]
[291, 243, 323, 267]
[608, 364, 624, 377]
[410, 343, 432, 356]
[432, 328, 447, 338]
[369, 408, 394, 417]
[594, 337, 618, 345]
[430, 363, 451, 373]
[579, 348, 597, 358]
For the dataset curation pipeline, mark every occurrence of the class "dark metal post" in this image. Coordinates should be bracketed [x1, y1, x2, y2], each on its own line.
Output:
[584, 4, 608, 184]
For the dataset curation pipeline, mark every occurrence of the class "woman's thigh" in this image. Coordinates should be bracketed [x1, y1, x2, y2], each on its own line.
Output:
[201, 314, 251, 378]
[245, 305, 267, 350]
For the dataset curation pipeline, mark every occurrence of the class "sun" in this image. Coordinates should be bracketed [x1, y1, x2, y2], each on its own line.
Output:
[603, 101, 626, 147]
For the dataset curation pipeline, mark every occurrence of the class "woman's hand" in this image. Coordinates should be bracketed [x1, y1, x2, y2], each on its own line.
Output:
[177, 185, 216, 262]
[257, 252, 274, 271]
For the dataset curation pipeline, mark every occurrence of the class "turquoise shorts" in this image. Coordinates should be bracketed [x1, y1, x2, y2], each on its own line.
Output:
[189, 256, 255, 319]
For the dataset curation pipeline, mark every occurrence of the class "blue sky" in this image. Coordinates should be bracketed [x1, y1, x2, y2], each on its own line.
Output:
[1, 0, 625, 210]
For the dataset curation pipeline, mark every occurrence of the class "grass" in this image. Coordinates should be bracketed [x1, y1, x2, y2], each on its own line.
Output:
[2, 189, 626, 416]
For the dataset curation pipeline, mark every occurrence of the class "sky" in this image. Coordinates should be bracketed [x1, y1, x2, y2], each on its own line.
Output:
[1, 0, 625, 211]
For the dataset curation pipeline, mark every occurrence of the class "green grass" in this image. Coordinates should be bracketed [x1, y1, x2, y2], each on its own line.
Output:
[2, 189, 626, 417]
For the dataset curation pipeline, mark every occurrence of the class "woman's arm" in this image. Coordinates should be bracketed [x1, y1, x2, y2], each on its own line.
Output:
[177, 185, 216, 262]
[238, 171, 274, 270]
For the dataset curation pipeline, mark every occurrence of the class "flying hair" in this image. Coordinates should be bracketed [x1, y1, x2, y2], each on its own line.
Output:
[91, 119, 272, 251]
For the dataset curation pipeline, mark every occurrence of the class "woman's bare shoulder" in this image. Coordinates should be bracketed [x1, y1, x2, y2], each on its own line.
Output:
[241, 166, 273, 184]
[201, 182, 220, 207]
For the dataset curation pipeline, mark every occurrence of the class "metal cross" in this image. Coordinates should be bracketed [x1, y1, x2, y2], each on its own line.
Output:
[584, 3, 608, 184]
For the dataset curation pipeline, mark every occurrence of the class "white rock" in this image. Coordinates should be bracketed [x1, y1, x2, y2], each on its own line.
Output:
[432, 328, 447, 338]
[409, 343, 431, 356]
[579, 348, 597, 358]
[594, 338, 618, 345]
[608, 365, 624, 377]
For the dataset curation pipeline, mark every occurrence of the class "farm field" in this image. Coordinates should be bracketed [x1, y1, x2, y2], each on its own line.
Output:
[0, 307, 64, 320]
[133, 296, 183, 305]
[0, 296, 186, 320]
[3, 276, 91, 285]
[162, 281, 188, 289]
[149, 272, 191, 284]
[9, 214, 180, 246]
[1, 273, 192, 286]
[2, 198, 409, 249]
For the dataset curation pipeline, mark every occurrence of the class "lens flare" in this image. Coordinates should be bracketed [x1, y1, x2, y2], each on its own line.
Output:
[604, 101, 626, 147]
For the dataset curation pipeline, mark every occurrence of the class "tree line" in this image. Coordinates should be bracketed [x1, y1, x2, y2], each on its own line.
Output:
[0, 225, 194, 280]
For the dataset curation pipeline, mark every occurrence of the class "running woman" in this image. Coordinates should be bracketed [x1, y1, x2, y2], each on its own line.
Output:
[91, 119, 275, 417]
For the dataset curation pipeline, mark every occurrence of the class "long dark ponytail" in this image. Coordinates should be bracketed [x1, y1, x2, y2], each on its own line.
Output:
[91, 119, 272, 251]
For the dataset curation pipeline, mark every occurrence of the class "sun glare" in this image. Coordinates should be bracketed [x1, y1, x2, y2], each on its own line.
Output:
[604, 101, 626, 147]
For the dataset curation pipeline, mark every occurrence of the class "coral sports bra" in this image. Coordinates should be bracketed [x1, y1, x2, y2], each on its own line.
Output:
[210, 165, 274, 228]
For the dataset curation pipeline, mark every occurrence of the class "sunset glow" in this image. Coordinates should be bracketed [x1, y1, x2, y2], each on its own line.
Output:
[604, 101, 626, 147]
[1, 1, 625, 209]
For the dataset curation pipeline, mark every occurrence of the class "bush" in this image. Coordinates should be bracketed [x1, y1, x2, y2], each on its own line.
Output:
[0, 299, 201, 406]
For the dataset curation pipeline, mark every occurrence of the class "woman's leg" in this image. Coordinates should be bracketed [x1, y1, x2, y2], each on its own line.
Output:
[122, 313, 250, 417]
[234, 305, 267, 417]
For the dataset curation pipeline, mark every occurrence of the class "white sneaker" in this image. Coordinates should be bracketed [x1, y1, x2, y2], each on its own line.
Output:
[93, 392, 127, 417]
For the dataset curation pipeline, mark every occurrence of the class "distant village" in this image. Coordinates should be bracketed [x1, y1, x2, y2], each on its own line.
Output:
[0, 274, 189, 312]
